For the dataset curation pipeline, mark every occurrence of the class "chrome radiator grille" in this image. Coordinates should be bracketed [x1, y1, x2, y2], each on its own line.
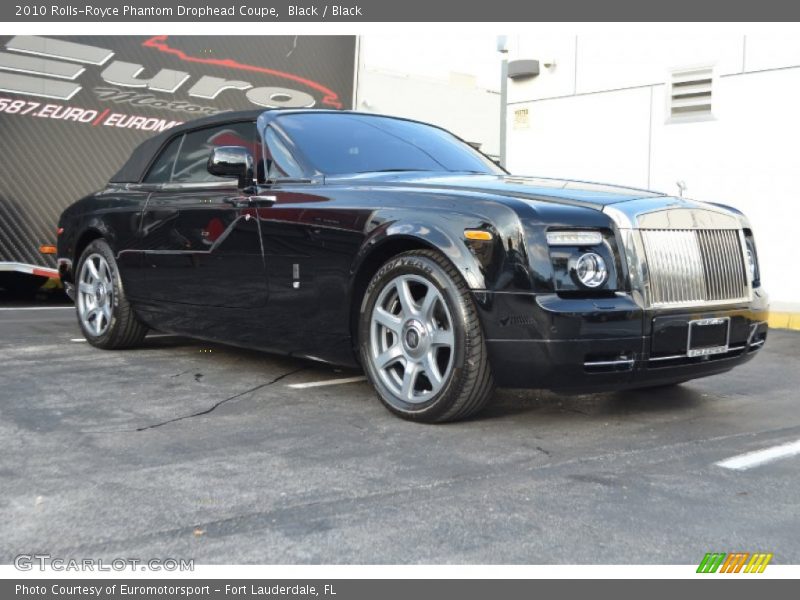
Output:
[640, 229, 750, 307]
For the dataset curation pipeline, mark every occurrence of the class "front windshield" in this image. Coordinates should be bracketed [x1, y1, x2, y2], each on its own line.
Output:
[273, 112, 504, 176]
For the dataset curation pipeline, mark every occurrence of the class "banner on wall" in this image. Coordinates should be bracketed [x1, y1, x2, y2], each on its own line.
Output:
[0, 35, 357, 272]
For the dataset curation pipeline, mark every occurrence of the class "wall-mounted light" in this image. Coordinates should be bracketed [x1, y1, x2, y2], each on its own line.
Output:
[507, 59, 540, 80]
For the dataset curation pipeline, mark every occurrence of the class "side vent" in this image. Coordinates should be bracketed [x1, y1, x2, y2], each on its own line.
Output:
[669, 67, 713, 120]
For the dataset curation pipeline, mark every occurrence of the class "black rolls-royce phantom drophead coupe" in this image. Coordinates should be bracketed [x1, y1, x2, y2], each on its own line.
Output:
[57, 109, 769, 422]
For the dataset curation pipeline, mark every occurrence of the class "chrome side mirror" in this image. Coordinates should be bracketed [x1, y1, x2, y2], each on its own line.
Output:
[207, 146, 255, 189]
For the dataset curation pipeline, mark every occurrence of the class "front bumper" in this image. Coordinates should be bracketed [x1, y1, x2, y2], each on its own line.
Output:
[57, 257, 75, 300]
[475, 288, 769, 390]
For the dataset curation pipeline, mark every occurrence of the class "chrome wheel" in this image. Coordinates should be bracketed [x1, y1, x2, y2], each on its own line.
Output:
[369, 274, 455, 404]
[77, 253, 114, 337]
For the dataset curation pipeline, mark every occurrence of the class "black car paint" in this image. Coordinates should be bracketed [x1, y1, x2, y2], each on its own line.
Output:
[57, 110, 768, 388]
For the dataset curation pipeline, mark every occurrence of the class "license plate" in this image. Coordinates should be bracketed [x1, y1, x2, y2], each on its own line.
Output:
[687, 317, 730, 357]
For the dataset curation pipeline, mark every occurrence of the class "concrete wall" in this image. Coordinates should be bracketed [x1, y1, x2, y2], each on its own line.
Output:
[505, 33, 800, 310]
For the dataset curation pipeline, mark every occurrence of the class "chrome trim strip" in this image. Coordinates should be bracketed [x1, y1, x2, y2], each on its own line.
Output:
[637, 207, 740, 230]
[583, 358, 635, 367]
[603, 197, 741, 230]
[158, 180, 239, 191]
[738, 228, 755, 303]
[648, 343, 747, 362]
[616, 228, 649, 307]
[647, 354, 686, 362]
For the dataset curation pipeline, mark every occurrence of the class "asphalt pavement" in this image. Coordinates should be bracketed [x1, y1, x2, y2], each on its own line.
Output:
[1, 298, 798, 564]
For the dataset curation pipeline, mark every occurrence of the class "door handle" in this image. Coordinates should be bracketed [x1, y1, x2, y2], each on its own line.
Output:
[224, 195, 277, 208]
[247, 195, 277, 206]
[224, 196, 249, 208]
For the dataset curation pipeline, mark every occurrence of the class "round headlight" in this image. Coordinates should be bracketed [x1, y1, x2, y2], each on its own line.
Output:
[746, 247, 756, 281]
[573, 252, 608, 288]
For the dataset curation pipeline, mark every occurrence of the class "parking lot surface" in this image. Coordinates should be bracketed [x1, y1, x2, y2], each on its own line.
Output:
[1, 301, 799, 564]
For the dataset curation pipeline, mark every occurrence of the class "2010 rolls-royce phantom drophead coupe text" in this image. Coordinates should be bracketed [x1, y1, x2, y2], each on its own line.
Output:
[57, 109, 769, 422]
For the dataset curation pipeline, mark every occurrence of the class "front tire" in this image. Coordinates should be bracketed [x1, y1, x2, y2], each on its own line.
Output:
[75, 239, 147, 349]
[359, 250, 494, 423]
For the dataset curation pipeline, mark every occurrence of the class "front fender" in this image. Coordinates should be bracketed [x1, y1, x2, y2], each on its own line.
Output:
[351, 203, 531, 291]
[352, 210, 494, 290]
[370, 221, 486, 289]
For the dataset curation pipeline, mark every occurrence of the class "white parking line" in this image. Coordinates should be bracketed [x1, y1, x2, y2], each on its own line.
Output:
[288, 376, 367, 389]
[715, 439, 800, 471]
[0, 306, 73, 311]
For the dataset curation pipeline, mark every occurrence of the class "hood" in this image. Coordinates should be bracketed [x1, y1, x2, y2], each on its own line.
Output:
[327, 172, 666, 209]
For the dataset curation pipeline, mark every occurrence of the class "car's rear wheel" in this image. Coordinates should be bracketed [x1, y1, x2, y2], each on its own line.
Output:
[359, 250, 494, 422]
[76, 239, 147, 349]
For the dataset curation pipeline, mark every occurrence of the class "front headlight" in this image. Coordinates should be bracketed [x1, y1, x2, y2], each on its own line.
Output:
[546, 230, 603, 246]
[546, 229, 619, 292]
[572, 252, 608, 288]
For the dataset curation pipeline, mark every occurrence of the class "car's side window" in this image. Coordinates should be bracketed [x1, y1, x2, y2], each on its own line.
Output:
[143, 135, 183, 184]
[171, 122, 259, 184]
[266, 127, 305, 180]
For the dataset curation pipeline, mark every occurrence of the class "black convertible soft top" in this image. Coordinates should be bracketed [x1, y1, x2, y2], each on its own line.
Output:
[109, 109, 265, 184]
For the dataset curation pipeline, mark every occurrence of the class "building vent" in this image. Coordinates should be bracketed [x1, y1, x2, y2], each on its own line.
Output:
[669, 67, 713, 120]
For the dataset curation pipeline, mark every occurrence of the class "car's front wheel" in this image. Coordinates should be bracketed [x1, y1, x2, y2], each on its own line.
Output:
[76, 239, 147, 349]
[359, 250, 494, 423]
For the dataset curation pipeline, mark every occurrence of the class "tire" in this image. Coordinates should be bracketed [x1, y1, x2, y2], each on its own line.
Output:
[358, 249, 494, 423]
[75, 239, 148, 349]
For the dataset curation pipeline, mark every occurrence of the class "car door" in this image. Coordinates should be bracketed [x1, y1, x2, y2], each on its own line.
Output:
[139, 121, 267, 309]
[253, 125, 369, 360]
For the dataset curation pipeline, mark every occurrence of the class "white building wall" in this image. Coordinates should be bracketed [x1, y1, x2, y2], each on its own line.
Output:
[506, 33, 800, 310]
[356, 35, 501, 156]
[356, 68, 500, 156]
